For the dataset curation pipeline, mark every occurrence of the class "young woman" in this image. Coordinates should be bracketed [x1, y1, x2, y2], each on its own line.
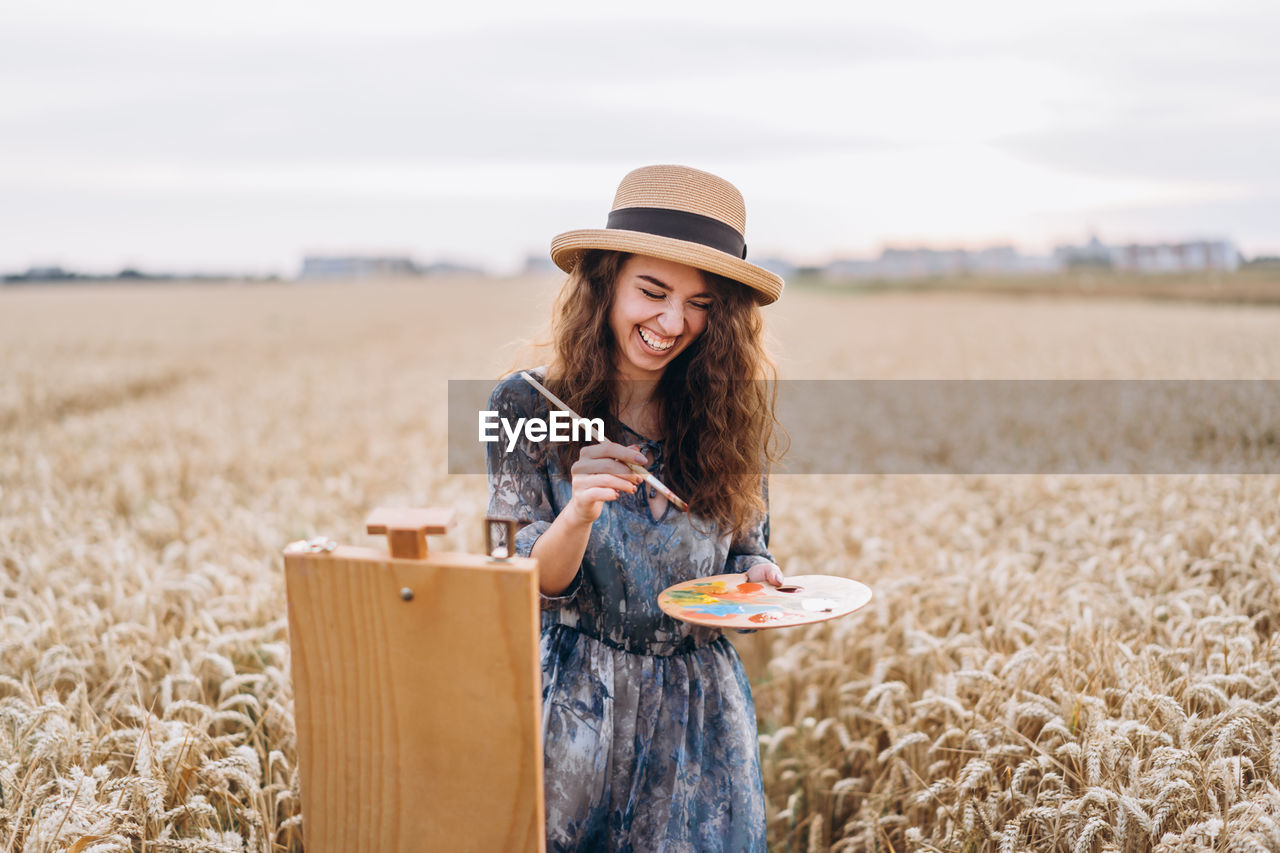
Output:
[486, 165, 784, 852]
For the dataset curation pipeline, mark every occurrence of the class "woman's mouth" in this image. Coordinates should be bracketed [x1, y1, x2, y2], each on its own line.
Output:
[637, 326, 676, 354]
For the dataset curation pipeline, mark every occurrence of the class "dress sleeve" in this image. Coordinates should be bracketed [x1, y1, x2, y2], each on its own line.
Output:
[725, 475, 777, 575]
[484, 374, 582, 608]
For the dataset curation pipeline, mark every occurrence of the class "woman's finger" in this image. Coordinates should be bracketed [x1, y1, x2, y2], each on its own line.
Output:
[574, 473, 638, 494]
[746, 563, 785, 587]
[569, 486, 626, 524]
[580, 486, 624, 504]
[572, 457, 642, 481]
[580, 441, 647, 466]
[573, 448, 646, 483]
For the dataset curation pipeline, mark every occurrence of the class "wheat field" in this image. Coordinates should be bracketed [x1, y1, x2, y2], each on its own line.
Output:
[2, 277, 1279, 852]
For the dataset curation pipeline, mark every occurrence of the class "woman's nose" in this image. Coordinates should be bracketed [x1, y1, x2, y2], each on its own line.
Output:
[655, 301, 683, 335]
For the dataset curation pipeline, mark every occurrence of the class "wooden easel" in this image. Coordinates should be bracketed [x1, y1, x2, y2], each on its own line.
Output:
[284, 508, 545, 852]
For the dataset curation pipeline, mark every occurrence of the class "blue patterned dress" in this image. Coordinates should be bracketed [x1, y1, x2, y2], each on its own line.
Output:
[485, 371, 772, 853]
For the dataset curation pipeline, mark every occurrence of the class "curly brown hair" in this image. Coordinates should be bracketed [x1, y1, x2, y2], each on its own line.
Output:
[543, 249, 782, 538]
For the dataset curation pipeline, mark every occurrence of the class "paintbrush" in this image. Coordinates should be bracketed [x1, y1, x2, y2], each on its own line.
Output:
[520, 371, 689, 513]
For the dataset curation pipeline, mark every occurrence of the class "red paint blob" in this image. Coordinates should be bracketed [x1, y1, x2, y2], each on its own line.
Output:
[736, 582, 763, 593]
[749, 612, 782, 623]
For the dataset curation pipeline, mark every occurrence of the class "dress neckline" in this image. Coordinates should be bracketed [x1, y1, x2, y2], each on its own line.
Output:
[615, 421, 670, 523]
[617, 420, 661, 446]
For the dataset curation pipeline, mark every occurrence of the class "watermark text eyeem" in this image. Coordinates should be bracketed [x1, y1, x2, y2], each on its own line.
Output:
[479, 411, 606, 452]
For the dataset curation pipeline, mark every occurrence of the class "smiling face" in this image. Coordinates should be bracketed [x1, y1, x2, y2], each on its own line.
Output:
[608, 254, 713, 381]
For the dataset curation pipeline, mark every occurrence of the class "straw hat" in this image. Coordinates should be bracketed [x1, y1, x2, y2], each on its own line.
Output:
[550, 164, 784, 305]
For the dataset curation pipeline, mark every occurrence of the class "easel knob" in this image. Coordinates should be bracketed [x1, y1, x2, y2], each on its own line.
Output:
[366, 507, 456, 560]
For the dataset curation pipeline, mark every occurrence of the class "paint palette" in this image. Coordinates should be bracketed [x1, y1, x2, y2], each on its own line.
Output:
[658, 573, 873, 630]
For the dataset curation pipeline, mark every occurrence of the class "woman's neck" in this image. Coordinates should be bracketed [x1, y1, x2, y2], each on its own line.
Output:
[612, 358, 661, 409]
[613, 373, 661, 438]
[614, 378, 656, 409]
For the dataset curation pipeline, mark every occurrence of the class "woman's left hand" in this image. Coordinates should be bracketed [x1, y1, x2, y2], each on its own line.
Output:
[745, 562, 784, 587]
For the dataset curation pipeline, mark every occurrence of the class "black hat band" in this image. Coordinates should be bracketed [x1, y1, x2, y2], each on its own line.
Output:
[606, 207, 747, 260]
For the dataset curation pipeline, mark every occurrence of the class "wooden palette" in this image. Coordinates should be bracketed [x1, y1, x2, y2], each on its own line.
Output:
[658, 573, 873, 629]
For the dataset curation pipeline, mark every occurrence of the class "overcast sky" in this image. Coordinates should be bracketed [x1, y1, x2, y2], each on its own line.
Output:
[2, 0, 1277, 275]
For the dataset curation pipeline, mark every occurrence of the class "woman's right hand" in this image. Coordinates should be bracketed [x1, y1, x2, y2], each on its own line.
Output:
[567, 441, 648, 524]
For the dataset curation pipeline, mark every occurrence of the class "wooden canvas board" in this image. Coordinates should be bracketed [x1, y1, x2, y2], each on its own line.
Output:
[285, 544, 545, 852]
[658, 573, 873, 629]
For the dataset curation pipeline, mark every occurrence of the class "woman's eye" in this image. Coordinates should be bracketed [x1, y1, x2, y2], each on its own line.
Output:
[641, 289, 663, 299]
[690, 302, 710, 311]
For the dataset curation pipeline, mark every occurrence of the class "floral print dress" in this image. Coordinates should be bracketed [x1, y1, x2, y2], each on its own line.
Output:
[485, 371, 773, 853]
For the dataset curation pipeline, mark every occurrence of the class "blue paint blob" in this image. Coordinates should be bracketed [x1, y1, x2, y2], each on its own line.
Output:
[685, 602, 784, 617]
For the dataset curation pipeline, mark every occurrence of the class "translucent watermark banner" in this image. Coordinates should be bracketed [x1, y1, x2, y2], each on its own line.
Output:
[448, 380, 1280, 475]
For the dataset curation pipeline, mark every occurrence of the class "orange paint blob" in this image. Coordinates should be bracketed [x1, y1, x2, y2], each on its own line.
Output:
[749, 612, 782, 623]
[736, 582, 763, 593]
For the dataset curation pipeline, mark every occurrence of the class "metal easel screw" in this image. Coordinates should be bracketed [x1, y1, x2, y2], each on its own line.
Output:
[285, 536, 338, 554]
[400, 587, 414, 602]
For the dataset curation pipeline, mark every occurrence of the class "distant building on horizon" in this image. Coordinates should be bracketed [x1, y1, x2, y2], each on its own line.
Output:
[1055, 235, 1241, 273]
[1053, 235, 1113, 270]
[299, 255, 419, 280]
[819, 233, 1245, 281]
[1111, 239, 1240, 273]
[824, 245, 1058, 280]
[418, 260, 485, 276]
[298, 255, 486, 280]
[3, 265, 77, 283]
[753, 256, 798, 280]
[522, 253, 558, 275]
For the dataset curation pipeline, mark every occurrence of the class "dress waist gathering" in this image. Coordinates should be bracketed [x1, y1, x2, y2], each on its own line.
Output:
[542, 614, 725, 658]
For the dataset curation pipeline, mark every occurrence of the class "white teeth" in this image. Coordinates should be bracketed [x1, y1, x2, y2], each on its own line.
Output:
[638, 327, 674, 351]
